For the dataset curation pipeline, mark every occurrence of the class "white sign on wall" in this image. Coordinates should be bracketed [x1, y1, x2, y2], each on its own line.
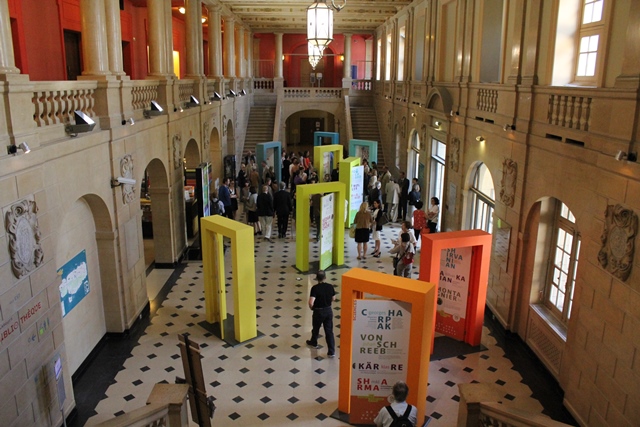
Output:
[320, 193, 334, 270]
[350, 165, 364, 223]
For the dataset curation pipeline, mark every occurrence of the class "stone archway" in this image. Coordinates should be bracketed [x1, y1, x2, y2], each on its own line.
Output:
[226, 119, 235, 157]
[184, 138, 200, 168]
[143, 158, 173, 265]
[209, 126, 223, 182]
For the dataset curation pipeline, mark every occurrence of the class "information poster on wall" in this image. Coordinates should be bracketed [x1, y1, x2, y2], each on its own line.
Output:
[349, 165, 364, 225]
[319, 193, 334, 270]
[349, 299, 411, 424]
[58, 250, 90, 318]
[436, 246, 472, 340]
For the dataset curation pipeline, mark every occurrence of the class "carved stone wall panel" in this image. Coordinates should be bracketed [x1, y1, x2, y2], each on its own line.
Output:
[449, 137, 460, 173]
[203, 121, 210, 150]
[499, 158, 517, 207]
[173, 134, 182, 170]
[120, 154, 135, 205]
[5, 199, 44, 279]
[598, 204, 638, 282]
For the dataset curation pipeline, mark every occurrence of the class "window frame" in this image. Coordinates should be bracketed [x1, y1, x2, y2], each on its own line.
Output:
[469, 163, 495, 234]
[572, 0, 608, 85]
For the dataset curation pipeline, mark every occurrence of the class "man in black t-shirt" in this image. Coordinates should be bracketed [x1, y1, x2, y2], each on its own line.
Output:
[306, 270, 336, 358]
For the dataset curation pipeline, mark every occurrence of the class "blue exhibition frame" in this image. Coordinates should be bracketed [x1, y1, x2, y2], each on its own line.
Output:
[313, 131, 340, 146]
[256, 141, 283, 184]
[348, 139, 378, 165]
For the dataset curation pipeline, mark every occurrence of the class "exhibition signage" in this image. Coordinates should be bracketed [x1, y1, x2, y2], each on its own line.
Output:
[350, 165, 364, 223]
[349, 299, 411, 424]
[320, 193, 334, 270]
[58, 250, 90, 317]
[436, 247, 472, 340]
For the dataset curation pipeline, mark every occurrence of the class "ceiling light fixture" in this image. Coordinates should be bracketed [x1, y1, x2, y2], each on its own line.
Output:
[307, 0, 345, 67]
[178, 7, 185, 14]
[308, 42, 322, 69]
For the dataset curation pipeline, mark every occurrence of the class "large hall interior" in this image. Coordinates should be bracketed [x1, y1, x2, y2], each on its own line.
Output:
[0, 0, 639, 426]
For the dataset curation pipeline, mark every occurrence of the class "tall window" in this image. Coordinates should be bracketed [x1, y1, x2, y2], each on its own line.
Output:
[429, 139, 446, 226]
[575, 0, 604, 81]
[469, 163, 495, 233]
[408, 132, 420, 180]
[397, 26, 405, 81]
[385, 33, 392, 81]
[545, 203, 580, 323]
[376, 39, 381, 80]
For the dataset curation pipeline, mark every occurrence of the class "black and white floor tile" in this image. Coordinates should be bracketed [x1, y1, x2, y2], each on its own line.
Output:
[82, 218, 564, 426]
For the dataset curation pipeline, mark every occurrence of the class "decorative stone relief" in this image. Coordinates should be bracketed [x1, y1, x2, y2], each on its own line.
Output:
[120, 154, 136, 205]
[448, 137, 460, 173]
[499, 159, 517, 207]
[203, 121, 210, 149]
[400, 116, 407, 139]
[173, 134, 182, 170]
[598, 204, 638, 282]
[421, 124, 428, 146]
[5, 199, 44, 279]
[222, 115, 227, 136]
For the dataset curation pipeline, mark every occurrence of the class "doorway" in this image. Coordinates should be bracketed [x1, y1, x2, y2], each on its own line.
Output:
[64, 30, 82, 80]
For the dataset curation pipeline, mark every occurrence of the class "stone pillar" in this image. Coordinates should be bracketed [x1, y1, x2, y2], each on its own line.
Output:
[616, 0, 640, 87]
[80, 0, 110, 76]
[275, 33, 283, 79]
[343, 33, 352, 80]
[164, 1, 174, 75]
[147, 0, 169, 76]
[247, 33, 254, 78]
[237, 26, 245, 78]
[185, 0, 202, 77]
[224, 18, 236, 78]
[207, 6, 223, 78]
[0, 0, 19, 74]
[105, 0, 125, 76]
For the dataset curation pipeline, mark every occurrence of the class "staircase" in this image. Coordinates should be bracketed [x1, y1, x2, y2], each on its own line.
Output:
[243, 106, 276, 154]
[350, 104, 386, 168]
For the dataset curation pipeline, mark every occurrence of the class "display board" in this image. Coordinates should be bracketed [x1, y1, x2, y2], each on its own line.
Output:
[436, 246, 472, 340]
[320, 193, 335, 270]
[195, 162, 212, 218]
[58, 250, 90, 317]
[349, 139, 378, 165]
[313, 144, 343, 182]
[338, 156, 362, 227]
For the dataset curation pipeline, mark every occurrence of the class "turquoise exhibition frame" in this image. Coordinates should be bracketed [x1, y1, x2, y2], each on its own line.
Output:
[348, 139, 378, 165]
[256, 141, 282, 184]
[313, 131, 340, 146]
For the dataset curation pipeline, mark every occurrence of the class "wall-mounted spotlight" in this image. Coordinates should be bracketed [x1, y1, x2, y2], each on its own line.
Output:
[615, 150, 638, 162]
[210, 92, 222, 101]
[143, 100, 164, 118]
[433, 120, 442, 130]
[411, 112, 416, 118]
[65, 110, 96, 136]
[187, 95, 199, 107]
[240, 89, 247, 96]
[7, 142, 31, 155]
[450, 109, 459, 117]
[121, 118, 135, 126]
[476, 136, 486, 143]
[227, 90, 237, 98]
[503, 123, 515, 131]
[111, 176, 137, 188]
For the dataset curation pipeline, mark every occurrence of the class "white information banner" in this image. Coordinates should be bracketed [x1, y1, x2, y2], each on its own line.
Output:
[350, 165, 364, 224]
[320, 193, 334, 269]
[349, 299, 411, 423]
[438, 247, 472, 319]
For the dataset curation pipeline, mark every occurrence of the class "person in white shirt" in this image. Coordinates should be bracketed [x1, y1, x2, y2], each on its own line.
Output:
[427, 197, 440, 233]
[373, 381, 418, 427]
[385, 178, 400, 222]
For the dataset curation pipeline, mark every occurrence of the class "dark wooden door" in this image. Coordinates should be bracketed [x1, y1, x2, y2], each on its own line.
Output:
[64, 30, 82, 81]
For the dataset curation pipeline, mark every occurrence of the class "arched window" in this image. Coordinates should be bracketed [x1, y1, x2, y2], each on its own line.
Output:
[429, 138, 446, 225]
[408, 132, 420, 180]
[469, 163, 495, 233]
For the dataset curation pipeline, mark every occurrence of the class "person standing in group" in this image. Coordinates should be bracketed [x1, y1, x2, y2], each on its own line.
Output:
[237, 163, 247, 194]
[246, 186, 261, 235]
[412, 201, 427, 247]
[218, 177, 233, 219]
[380, 166, 392, 209]
[407, 183, 421, 226]
[273, 181, 292, 238]
[353, 202, 372, 260]
[228, 181, 239, 220]
[390, 232, 415, 277]
[398, 172, 410, 222]
[427, 197, 440, 233]
[306, 270, 336, 358]
[371, 200, 384, 257]
[392, 221, 417, 248]
[249, 165, 260, 190]
[282, 153, 291, 187]
[257, 184, 274, 241]
[385, 177, 400, 222]
[373, 381, 417, 427]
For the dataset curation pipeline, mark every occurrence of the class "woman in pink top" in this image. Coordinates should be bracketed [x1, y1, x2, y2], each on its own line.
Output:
[412, 200, 427, 246]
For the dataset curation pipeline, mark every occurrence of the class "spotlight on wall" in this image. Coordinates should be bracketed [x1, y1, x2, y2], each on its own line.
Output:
[411, 112, 416, 118]
[615, 150, 638, 162]
[7, 142, 31, 155]
[227, 90, 237, 98]
[434, 120, 442, 130]
[476, 136, 486, 143]
[240, 89, 247, 96]
[143, 100, 164, 118]
[210, 92, 222, 101]
[65, 110, 96, 136]
[503, 123, 515, 131]
[187, 95, 199, 107]
[111, 176, 137, 188]
[121, 117, 135, 126]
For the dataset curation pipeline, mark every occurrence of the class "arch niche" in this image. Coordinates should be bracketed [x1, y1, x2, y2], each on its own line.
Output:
[285, 109, 337, 152]
[209, 126, 223, 184]
[142, 158, 174, 266]
[226, 118, 235, 158]
[184, 138, 200, 168]
[288, 43, 338, 87]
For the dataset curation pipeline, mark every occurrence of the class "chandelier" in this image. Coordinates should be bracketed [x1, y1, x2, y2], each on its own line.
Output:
[308, 43, 323, 70]
[307, 0, 346, 68]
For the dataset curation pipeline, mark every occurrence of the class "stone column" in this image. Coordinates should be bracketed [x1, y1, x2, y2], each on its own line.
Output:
[0, 0, 19, 74]
[274, 33, 283, 79]
[616, 0, 640, 87]
[224, 18, 236, 78]
[147, 0, 168, 76]
[80, 0, 110, 76]
[237, 26, 245, 78]
[247, 33, 254, 78]
[105, 0, 125, 76]
[185, 0, 202, 77]
[207, 5, 223, 78]
[343, 33, 352, 79]
[164, 1, 174, 75]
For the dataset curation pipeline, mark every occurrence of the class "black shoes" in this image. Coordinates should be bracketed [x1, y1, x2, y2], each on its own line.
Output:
[306, 340, 319, 349]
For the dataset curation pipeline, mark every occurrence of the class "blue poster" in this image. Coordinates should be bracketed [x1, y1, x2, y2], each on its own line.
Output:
[58, 250, 90, 317]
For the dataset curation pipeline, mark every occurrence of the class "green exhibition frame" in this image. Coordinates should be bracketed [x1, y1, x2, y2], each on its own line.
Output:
[295, 182, 346, 272]
[200, 215, 257, 344]
[313, 131, 340, 146]
[339, 156, 361, 227]
[256, 141, 282, 184]
[313, 144, 343, 180]
[348, 139, 378, 164]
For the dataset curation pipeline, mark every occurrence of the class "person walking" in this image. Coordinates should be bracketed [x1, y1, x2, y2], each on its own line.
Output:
[306, 270, 336, 358]
[407, 183, 421, 226]
[257, 184, 274, 241]
[398, 172, 410, 222]
[218, 177, 233, 219]
[412, 201, 427, 247]
[353, 202, 372, 260]
[246, 186, 261, 235]
[385, 178, 399, 221]
[273, 181, 293, 238]
[390, 233, 415, 278]
[427, 197, 440, 233]
[373, 381, 417, 427]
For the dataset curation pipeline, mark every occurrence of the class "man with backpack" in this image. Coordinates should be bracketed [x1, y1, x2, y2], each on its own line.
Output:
[373, 381, 417, 427]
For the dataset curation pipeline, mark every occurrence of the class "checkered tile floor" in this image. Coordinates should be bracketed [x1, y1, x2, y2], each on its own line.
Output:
[85, 219, 548, 426]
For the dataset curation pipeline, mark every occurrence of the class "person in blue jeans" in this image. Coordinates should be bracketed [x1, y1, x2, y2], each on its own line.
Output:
[306, 270, 336, 358]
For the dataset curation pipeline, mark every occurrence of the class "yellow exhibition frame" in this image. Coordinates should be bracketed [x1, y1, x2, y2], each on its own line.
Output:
[313, 144, 343, 179]
[295, 181, 346, 272]
[339, 156, 361, 227]
[200, 215, 257, 343]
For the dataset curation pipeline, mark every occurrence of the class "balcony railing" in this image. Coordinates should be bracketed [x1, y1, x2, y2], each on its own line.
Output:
[32, 81, 98, 127]
[283, 88, 343, 99]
